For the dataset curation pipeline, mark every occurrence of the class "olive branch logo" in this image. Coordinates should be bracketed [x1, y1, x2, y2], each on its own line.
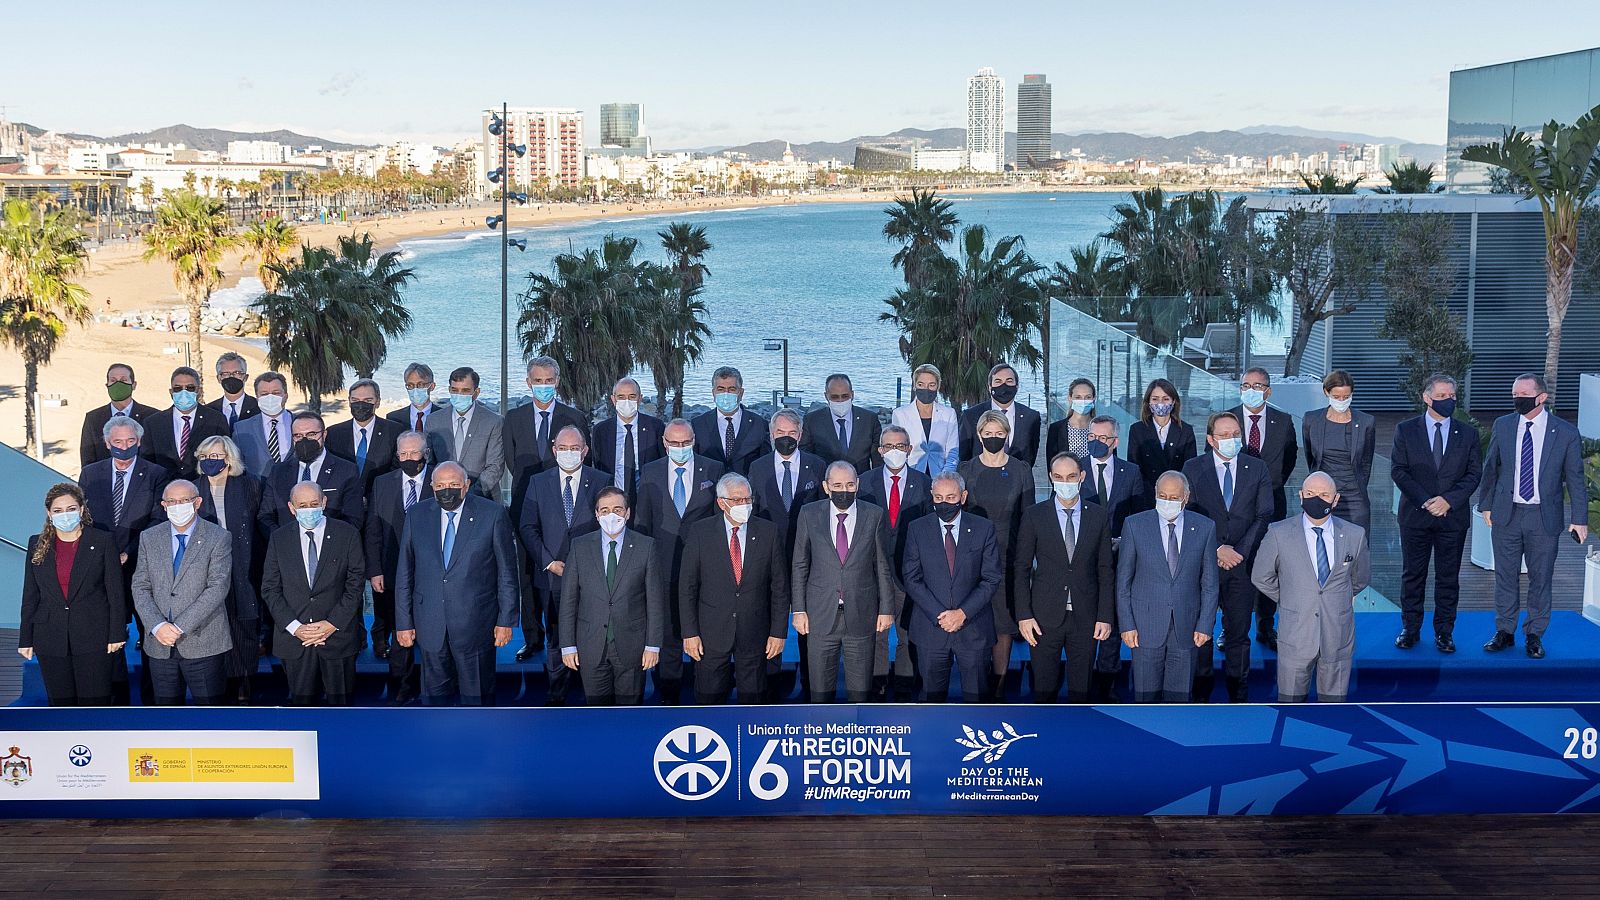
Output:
[956, 723, 1038, 763]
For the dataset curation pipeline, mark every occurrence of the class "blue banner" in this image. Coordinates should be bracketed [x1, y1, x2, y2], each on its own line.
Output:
[2, 703, 1600, 817]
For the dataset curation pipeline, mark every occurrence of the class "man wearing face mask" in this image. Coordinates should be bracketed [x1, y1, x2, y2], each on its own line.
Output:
[559, 487, 667, 705]
[1390, 374, 1481, 653]
[958, 362, 1042, 467]
[81, 363, 157, 468]
[801, 374, 882, 472]
[231, 372, 294, 477]
[1076, 416, 1145, 701]
[632, 419, 726, 704]
[858, 425, 934, 701]
[1115, 471, 1218, 703]
[1251, 472, 1371, 702]
[519, 425, 607, 699]
[395, 462, 519, 706]
[386, 362, 448, 433]
[591, 377, 664, 507]
[260, 482, 366, 706]
[1014, 453, 1114, 703]
[1182, 412, 1273, 702]
[790, 461, 896, 703]
[326, 379, 400, 495]
[901, 472, 1001, 702]
[1478, 373, 1588, 658]
[363, 430, 432, 700]
[260, 412, 365, 534]
[131, 480, 234, 705]
[424, 367, 504, 500]
[692, 366, 769, 476]
[750, 410, 826, 559]
[505, 357, 587, 526]
[206, 352, 259, 428]
[1231, 367, 1298, 652]
[140, 367, 232, 481]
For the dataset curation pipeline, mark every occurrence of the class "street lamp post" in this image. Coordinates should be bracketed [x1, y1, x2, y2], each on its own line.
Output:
[485, 102, 529, 418]
[763, 338, 790, 402]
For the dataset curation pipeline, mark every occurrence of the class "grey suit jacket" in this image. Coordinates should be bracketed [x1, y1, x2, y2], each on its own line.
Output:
[789, 500, 895, 636]
[129, 517, 234, 659]
[1114, 509, 1219, 650]
[1250, 515, 1370, 661]
[1478, 411, 1588, 535]
[558, 529, 666, 666]
[232, 414, 293, 478]
[426, 402, 506, 497]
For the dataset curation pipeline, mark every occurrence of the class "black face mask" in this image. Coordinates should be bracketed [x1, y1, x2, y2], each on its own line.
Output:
[980, 436, 1006, 455]
[829, 490, 855, 511]
[772, 435, 799, 456]
[397, 458, 426, 477]
[914, 388, 937, 405]
[1086, 439, 1112, 460]
[219, 376, 245, 396]
[933, 501, 962, 522]
[293, 438, 322, 463]
[434, 487, 464, 511]
[1301, 495, 1334, 520]
[110, 444, 139, 461]
[1428, 397, 1457, 419]
[1512, 395, 1540, 415]
[990, 384, 1017, 404]
[348, 400, 376, 422]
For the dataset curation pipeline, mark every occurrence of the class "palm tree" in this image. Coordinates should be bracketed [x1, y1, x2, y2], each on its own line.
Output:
[142, 190, 234, 383]
[636, 266, 710, 416]
[241, 216, 299, 293]
[328, 232, 416, 377]
[137, 178, 155, 211]
[518, 235, 649, 412]
[880, 224, 1045, 408]
[1462, 104, 1600, 402]
[659, 221, 712, 292]
[1374, 160, 1443, 194]
[0, 199, 91, 457]
[882, 188, 958, 291]
[1292, 172, 1361, 194]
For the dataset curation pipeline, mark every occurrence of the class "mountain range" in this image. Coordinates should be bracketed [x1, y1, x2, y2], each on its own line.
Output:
[15, 121, 367, 152]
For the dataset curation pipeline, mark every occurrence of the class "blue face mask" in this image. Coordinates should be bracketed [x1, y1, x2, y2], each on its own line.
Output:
[51, 510, 82, 533]
[530, 384, 557, 404]
[714, 392, 740, 414]
[667, 445, 694, 465]
[1069, 399, 1095, 416]
[1240, 388, 1266, 410]
[449, 394, 475, 414]
[1086, 439, 1112, 460]
[294, 507, 325, 530]
[171, 389, 198, 412]
[408, 387, 431, 407]
[110, 444, 139, 461]
[1216, 437, 1243, 459]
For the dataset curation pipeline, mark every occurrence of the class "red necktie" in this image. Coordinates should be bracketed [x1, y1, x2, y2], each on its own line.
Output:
[888, 475, 901, 528]
[729, 525, 743, 585]
[1248, 414, 1262, 455]
[415, 411, 424, 432]
[178, 415, 192, 458]
[944, 523, 957, 575]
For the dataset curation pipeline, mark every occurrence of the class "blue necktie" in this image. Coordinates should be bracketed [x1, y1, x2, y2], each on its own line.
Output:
[1313, 525, 1330, 587]
[1518, 420, 1536, 501]
[1221, 461, 1234, 510]
[562, 476, 575, 527]
[442, 511, 457, 568]
[356, 428, 368, 472]
[173, 532, 188, 578]
[781, 460, 794, 511]
[673, 466, 687, 516]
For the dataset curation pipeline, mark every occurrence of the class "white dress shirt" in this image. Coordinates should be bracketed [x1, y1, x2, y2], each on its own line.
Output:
[111, 457, 136, 508]
[108, 399, 135, 417]
[439, 504, 464, 556]
[723, 516, 748, 556]
[1511, 408, 1548, 504]
[992, 402, 1018, 449]
[407, 401, 437, 430]
[172, 408, 195, 450]
[882, 465, 908, 502]
[939, 511, 964, 544]
[562, 528, 659, 655]
[353, 418, 375, 451]
[613, 415, 641, 489]
[1424, 410, 1451, 455]
[1155, 420, 1171, 444]
[1091, 455, 1115, 501]
[297, 450, 327, 483]
[222, 395, 245, 422]
[670, 457, 697, 505]
[1214, 453, 1237, 497]
[259, 413, 291, 458]
[773, 451, 800, 490]
[832, 502, 859, 552]
[285, 518, 329, 634]
[155, 521, 198, 636]
[401, 467, 429, 507]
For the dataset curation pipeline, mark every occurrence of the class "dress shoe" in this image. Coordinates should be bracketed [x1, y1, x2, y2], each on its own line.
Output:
[1483, 631, 1515, 652]
[1256, 628, 1277, 651]
[372, 640, 390, 660]
[1435, 634, 1456, 654]
[1526, 635, 1545, 659]
[515, 644, 536, 662]
[1395, 632, 1419, 650]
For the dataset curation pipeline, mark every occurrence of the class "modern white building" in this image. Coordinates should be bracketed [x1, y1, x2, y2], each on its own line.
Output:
[225, 140, 290, 164]
[481, 107, 586, 192]
[966, 67, 1006, 173]
[912, 148, 968, 171]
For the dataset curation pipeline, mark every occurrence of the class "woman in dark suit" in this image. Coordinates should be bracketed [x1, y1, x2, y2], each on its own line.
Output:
[18, 483, 127, 706]
[1302, 369, 1376, 530]
[195, 435, 265, 703]
[1125, 378, 1197, 508]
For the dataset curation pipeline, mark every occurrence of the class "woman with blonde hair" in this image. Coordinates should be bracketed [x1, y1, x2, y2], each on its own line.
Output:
[194, 434, 265, 703]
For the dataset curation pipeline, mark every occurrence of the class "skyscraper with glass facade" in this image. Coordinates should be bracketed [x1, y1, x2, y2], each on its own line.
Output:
[600, 103, 651, 154]
[1016, 74, 1052, 169]
[1446, 47, 1600, 192]
[967, 67, 1005, 173]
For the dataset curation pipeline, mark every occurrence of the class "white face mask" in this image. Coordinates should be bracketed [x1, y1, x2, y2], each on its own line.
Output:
[555, 450, 583, 472]
[599, 512, 627, 536]
[1327, 395, 1353, 413]
[725, 502, 752, 524]
[167, 501, 197, 527]
[881, 448, 909, 470]
[828, 399, 852, 419]
[614, 398, 638, 419]
[1155, 498, 1184, 522]
[257, 394, 285, 417]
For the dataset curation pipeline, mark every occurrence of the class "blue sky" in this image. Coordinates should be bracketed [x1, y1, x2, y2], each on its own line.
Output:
[7, 1, 1597, 148]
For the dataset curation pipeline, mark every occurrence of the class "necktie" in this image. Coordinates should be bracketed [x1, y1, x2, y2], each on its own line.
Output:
[1096, 462, 1107, 501]
[1248, 415, 1262, 456]
[268, 418, 281, 463]
[442, 511, 457, 568]
[1518, 420, 1536, 501]
[944, 523, 957, 575]
[227, 402, 237, 426]
[1062, 507, 1076, 562]
[405, 479, 418, 510]
[356, 427, 368, 473]
[723, 416, 736, 461]
[178, 415, 192, 459]
[781, 460, 794, 511]
[301, 462, 313, 483]
[305, 530, 319, 584]
[537, 411, 550, 460]
[835, 512, 849, 564]
[673, 466, 687, 516]
[836, 416, 847, 447]
[455, 414, 467, 455]
[562, 475, 575, 527]
[623, 424, 636, 494]
[112, 406, 126, 417]
[112, 467, 126, 526]
[1431, 421, 1445, 470]
[1166, 521, 1179, 578]
[1313, 525, 1330, 587]
[606, 539, 619, 590]
[888, 474, 901, 528]
[173, 532, 188, 577]
[1222, 461, 1234, 510]
[729, 526, 743, 585]
[415, 410, 424, 432]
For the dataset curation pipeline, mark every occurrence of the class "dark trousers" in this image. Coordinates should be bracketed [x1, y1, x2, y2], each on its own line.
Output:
[1029, 618, 1097, 702]
[420, 640, 497, 706]
[371, 587, 397, 648]
[1492, 504, 1561, 637]
[38, 652, 115, 706]
[516, 558, 546, 649]
[695, 642, 769, 705]
[1195, 567, 1255, 681]
[1130, 614, 1193, 703]
[808, 628, 874, 703]
[146, 652, 226, 705]
[1399, 521, 1467, 637]
[541, 586, 576, 701]
[651, 587, 685, 704]
[918, 641, 991, 702]
[580, 637, 645, 705]
[283, 651, 356, 705]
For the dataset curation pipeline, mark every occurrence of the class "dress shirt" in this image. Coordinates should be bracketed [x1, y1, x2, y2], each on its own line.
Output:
[834, 411, 853, 448]
[722, 410, 743, 441]
[882, 466, 908, 503]
[1055, 499, 1080, 546]
[562, 527, 658, 655]
[108, 399, 135, 417]
[284, 517, 329, 634]
[1424, 410, 1451, 455]
[297, 450, 327, 483]
[439, 505, 462, 554]
[450, 404, 476, 452]
[260, 413, 291, 457]
[1214, 453, 1237, 499]
[832, 502, 858, 552]
[724, 516, 748, 556]
[353, 418, 375, 451]
[1092, 455, 1115, 500]
[1155, 420, 1171, 444]
[671, 458, 697, 505]
[111, 458, 135, 508]
[612, 415, 640, 488]
[402, 467, 429, 506]
[1511, 408, 1548, 504]
[992, 402, 1018, 449]
[773, 452, 799, 489]
[222, 395, 246, 422]
[172, 408, 195, 450]
[1302, 513, 1334, 577]
[408, 402, 436, 431]
[1158, 511, 1185, 551]
[155, 522, 197, 635]
[940, 512, 964, 544]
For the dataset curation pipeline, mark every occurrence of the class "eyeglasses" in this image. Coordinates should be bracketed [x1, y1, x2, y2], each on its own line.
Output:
[293, 430, 324, 440]
[881, 442, 912, 452]
[161, 497, 198, 506]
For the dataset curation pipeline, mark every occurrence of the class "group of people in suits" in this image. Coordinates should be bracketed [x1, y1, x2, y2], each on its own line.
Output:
[17, 347, 1589, 709]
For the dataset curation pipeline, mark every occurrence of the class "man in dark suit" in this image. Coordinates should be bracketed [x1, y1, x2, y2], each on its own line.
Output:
[259, 482, 366, 705]
[140, 366, 232, 481]
[326, 378, 399, 495]
[680, 474, 790, 704]
[1078, 415, 1145, 700]
[1181, 412, 1273, 702]
[559, 487, 667, 705]
[260, 412, 365, 533]
[518, 425, 607, 700]
[957, 362, 1042, 467]
[1479, 373, 1589, 658]
[750, 410, 826, 562]
[363, 430, 432, 700]
[632, 418, 726, 703]
[1015, 453, 1115, 703]
[590, 377, 664, 506]
[692, 366, 769, 476]
[386, 362, 448, 434]
[858, 425, 933, 700]
[790, 461, 896, 703]
[206, 352, 259, 428]
[1390, 374, 1482, 653]
[902, 472, 1002, 702]
[231, 372, 294, 478]
[80, 362, 158, 468]
[801, 374, 881, 472]
[504, 356, 588, 525]
[1233, 367, 1299, 649]
[395, 462, 519, 706]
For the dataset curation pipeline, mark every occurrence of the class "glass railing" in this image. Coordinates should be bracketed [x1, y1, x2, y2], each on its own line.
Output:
[0, 443, 74, 628]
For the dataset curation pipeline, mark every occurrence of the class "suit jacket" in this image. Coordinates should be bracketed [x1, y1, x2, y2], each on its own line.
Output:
[395, 494, 520, 652]
[749, 450, 825, 561]
[1391, 413, 1482, 532]
[801, 405, 882, 472]
[1302, 407, 1377, 496]
[589, 413, 666, 483]
[518, 465, 607, 591]
[691, 407, 769, 476]
[130, 518, 234, 659]
[789, 500, 895, 635]
[633, 455, 726, 645]
[259, 518, 366, 660]
[678, 515, 790, 653]
[79, 457, 170, 574]
[1478, 411, 1588, 535]
[386, 400, 449, 431]
[1078, 454, 1145, 538]
[1251, 516, 1371, 662]
[1182, 451, 1273, 559]
[80, 401, 158, 467]
[1232, 403, 1299, 520]
[902, 513, 1001, 650]
[139, 405, 233, 480]
[261, 452, 365, 533]
[207, 393, 260, 427]
[19, 527, 127, 654]
[1114, 510, 1219, 650]
[890, 402, 960, 475]
[425, 402, 505, 498]
[958, 400, 1043, 467]
[505, 399, 588, 521]
[1126, 418, 1198, 507]
[1012, 499, 1115, 633]
[196, 473, 264, 623]
[364, 468, 434, 582]
[558, 529, 667, 665]
[231, 412, 295, 478]
[326, 415, 401, 494]
[857, 465, 934, 584]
